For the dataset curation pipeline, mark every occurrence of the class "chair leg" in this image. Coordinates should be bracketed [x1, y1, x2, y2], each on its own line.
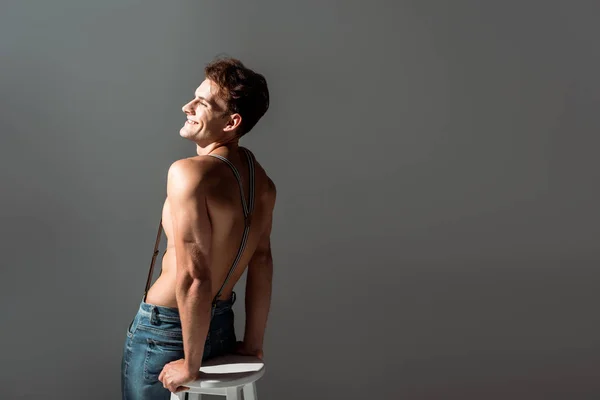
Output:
[225, 386, 242, 400]
[243, 382, 258, 400]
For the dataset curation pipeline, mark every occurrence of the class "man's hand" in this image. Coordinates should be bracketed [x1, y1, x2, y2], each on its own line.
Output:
[234, 341, 264, 359]
[158, 358, 200, 393]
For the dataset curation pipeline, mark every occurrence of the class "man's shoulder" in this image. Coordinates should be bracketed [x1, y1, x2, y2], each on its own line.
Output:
[167, 156, 222, 190]
[259, 170, 277, 207]
[247, 154, 275, 198]
[168, 155, 218, 173]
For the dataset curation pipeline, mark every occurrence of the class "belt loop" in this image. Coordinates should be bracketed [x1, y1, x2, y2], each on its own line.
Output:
[231, 291, 236, 305]
[150, 305, 157, 325]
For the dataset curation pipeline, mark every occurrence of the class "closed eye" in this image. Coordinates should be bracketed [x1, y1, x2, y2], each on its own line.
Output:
[194, 94, 210, 108]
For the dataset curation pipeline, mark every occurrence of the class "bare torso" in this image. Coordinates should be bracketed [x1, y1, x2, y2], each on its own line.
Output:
[145, 147, 274, 308]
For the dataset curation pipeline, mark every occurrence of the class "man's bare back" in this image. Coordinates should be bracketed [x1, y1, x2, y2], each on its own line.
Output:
[145, 146, 275, 308]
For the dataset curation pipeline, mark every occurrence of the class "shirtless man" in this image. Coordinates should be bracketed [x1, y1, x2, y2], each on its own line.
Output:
[121, 57, 276, 399]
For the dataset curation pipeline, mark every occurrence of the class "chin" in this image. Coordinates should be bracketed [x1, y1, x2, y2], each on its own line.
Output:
[179, 126, 194, 138]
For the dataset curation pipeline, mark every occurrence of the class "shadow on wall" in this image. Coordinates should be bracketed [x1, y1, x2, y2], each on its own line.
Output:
[261, 357, 599, 400]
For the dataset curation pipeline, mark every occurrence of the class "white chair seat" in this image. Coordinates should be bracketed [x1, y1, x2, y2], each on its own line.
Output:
[191, 354, 265, 389]
[171, 354, 265, 400]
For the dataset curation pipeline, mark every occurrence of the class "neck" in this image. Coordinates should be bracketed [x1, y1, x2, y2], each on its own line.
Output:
[195, 139, 239, 156]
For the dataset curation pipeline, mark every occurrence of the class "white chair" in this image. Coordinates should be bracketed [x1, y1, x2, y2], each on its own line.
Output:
[170, 354, 265, 400]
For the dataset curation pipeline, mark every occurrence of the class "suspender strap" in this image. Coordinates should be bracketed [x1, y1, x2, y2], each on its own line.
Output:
[142, 148, 256, 304]
[143, 218, 163, 301]
[209, 148, 256, 301]
[208, 151, 253, 219]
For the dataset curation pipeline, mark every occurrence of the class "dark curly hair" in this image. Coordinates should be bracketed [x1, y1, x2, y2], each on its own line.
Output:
[205, 57, 270, 137]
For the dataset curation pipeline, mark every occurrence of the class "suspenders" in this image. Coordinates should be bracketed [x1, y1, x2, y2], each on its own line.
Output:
[142, 148, 256, 305]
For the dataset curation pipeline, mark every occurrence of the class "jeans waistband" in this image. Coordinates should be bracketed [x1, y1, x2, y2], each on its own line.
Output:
[138, 291, 236, 321]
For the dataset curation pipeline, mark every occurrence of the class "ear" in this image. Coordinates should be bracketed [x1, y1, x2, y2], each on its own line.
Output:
[223, 113, 242, 133]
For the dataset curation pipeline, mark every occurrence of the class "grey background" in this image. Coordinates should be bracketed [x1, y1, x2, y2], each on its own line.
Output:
[1, 1, 599, 399]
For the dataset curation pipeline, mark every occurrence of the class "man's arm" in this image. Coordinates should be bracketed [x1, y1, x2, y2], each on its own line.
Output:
[243, 180, 276, 355]
[167, 159, 213, 374]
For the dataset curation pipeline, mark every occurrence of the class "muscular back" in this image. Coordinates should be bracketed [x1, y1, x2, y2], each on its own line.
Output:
[145, 147, 275, 308]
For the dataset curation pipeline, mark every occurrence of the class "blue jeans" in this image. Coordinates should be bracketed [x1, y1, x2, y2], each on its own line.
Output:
[121, 293, 237, 400]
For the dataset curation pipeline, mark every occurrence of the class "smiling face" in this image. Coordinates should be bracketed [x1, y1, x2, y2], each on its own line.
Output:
[179, 78, 240, 145]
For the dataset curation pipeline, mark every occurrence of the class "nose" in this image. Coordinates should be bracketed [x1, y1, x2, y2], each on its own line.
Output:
[182, 100, 194, 115]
